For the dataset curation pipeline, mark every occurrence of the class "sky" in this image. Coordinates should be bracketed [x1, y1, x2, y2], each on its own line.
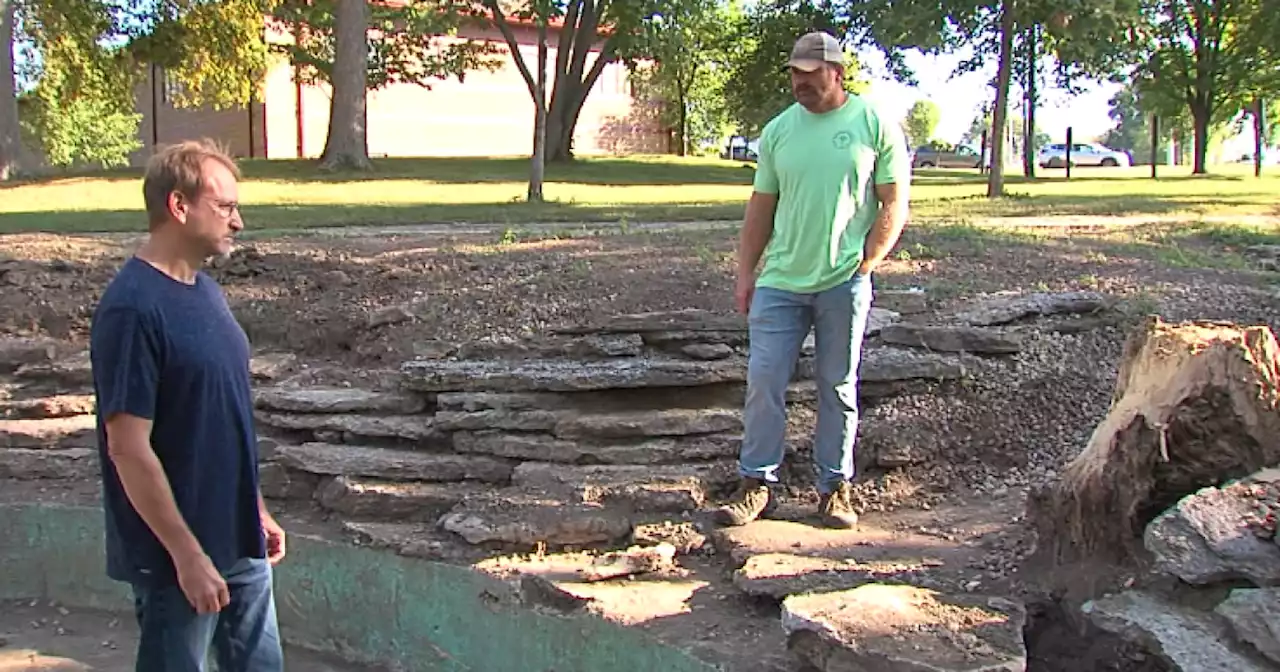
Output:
[854, 45, 1123, 146]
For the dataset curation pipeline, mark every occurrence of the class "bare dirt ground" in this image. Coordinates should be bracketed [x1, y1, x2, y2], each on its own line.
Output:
[3, 218, 1279, 671]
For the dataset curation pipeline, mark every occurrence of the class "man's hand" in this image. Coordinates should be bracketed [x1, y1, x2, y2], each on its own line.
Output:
[735, 273, 756, 314]
[260, 496, 286, 565]
[175, 552, 230, 614]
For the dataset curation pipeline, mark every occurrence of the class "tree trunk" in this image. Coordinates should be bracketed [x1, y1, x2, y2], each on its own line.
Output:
[1023, 23, 1037, 179]
[319, 0, 372, 171]
[1025, 317, 1280, 594]
[1190, 100, 1209, 175]
[986, 0, 1016, 198]
[528, 17, 547, 203]
[0, 0, 23, 181]
[677, 84, 688, 157]
[1254, 98, 1265, 179]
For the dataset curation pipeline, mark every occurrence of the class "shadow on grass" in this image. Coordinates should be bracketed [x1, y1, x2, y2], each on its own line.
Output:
[0, 202, 750, 235]
[0, 156, 761, 189]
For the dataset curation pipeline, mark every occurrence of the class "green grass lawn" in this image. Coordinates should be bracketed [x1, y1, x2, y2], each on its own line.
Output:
[1, 154, 1277, 234]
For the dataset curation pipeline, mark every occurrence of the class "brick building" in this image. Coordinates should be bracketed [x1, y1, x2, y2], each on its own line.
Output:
[129, 16, 666, 163]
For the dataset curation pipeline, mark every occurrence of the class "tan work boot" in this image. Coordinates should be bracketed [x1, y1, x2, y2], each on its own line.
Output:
[714, 478, 774, 527]
[818, 481, 859, 529]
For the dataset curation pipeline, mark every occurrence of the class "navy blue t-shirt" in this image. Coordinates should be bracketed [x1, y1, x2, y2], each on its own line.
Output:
[90, 256, 265, 586]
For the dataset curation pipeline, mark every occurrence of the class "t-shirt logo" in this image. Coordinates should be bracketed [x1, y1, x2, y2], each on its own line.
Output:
[832, 130, 854, 150]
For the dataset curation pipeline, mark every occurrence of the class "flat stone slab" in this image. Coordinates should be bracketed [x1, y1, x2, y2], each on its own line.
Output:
[951, 291, 1107, 326]
[513, 461, 736, 512]
[874, 289, 928, 315]
[0, 416, 96, 448]
[1145, 481, 1280, 586]
[553, 309, 747, 335]
[341, 521, 485, 563]
[401, 356, 746, 393]
[1084, 590, 1273, 672]
[553, 408, 743, 439]
[712, 518, 961, 567]
[0, 394, 95, 420]
[454, 431, 739, 465]
[14, 351, 92, 387]
[439, 490, 633, 548]
[782, 584, 1028, 672]
[435, 408, 564, 432]
[255, 412, 444, 443]
[254, 386, 427, 414]
[878, 324, 1022, 354]
[402, 348, 963, 394]
[0, 448, 98, 479]
[436, 391, 577, 412]
[314, 476, 479, 521]
[1215, 588, 1280, 665]
[0, 337, 61, 372]
[734, 553, 945, 599]
[275, 442, 514, 483]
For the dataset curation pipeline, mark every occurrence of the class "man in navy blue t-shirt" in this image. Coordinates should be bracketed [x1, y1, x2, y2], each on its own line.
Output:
[90, 139, 287, 672]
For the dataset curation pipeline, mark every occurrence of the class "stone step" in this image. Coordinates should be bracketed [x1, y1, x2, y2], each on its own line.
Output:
[732, 552, 947, 600]
[401, 356, 746, 393]
[254, 386, 428, 414]
[0, 394, 95, 420]
[341, 520, 488, 564]
[782, 585, 1028, 672]
[0, 448, 98, 480]
[879, 323, 1023, 354]
[14, 351, 92, 387]
[0, 415, 96, 448]
[402, 347, 967, 394]
[512, 461, 736, 512]
[314, 475, 480, 521]
[951, 290, 1107, 326]
[453, 431, 739, 465]
[254, 411, 445, 445]
[438, 489, 632, 549]
[274, 442, 514, 483]
[0, 337, 61, 373]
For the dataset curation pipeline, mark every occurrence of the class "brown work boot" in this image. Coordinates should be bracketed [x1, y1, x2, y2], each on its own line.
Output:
[818, 481, 859, 529]
[714, 478, 774, 527]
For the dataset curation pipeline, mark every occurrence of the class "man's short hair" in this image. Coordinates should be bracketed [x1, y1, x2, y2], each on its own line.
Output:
[142, 139, 240, 227]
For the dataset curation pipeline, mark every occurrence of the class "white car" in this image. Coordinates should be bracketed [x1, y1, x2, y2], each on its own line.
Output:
[1037, 143, 1131, 168]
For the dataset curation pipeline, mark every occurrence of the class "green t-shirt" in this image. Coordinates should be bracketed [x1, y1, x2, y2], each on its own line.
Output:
[751, 95, 909, 294]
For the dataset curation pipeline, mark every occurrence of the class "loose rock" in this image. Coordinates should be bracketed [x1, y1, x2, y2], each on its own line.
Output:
[782, 584, 1028, 672]
[1144, 480, 1280, 587]
[1214, 587, 1280, 665]
[1084, 590, 1272, 672]
[952, 291, 1107, 326]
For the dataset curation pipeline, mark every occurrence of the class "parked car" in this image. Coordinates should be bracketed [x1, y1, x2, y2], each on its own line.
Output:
[721, 136, 758, 162]
[1036, 143, 1131, 168]
[911, 144, 982, 169]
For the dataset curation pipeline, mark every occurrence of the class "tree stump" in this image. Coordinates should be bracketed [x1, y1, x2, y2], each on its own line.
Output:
[1026, 317, 1280, 586]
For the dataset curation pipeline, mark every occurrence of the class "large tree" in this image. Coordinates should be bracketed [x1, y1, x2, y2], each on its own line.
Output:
[629, 0, 736, 155]
[903, 99, 939, 147]
[273, 0, 499, 170]
[0, 0, 21, 179]
[1133, 0, 1275, 174]
[723, 0, 868, 138]
[484, 0, 655, 163]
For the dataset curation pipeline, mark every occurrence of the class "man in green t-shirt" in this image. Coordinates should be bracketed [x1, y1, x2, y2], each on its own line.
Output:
[715, 31, 910, 529]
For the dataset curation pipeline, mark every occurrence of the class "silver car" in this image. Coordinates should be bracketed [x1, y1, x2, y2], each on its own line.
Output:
[1037, 143, 1131, 168]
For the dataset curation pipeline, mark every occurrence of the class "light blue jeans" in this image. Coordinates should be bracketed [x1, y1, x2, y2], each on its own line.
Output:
[739, 273, 874, 494]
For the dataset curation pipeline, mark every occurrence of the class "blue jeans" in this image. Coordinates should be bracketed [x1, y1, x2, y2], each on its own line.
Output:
[740, 274, 874, 494]
[131, 557, 283, 672]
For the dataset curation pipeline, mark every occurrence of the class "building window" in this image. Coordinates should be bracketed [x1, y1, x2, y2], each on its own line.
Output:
[161, 69, 186, 105]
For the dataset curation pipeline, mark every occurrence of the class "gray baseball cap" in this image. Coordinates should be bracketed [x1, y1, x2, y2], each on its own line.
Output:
[787, 32, 843, 72]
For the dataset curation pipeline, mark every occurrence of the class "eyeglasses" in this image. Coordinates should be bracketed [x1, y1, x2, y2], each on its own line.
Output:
[210, 199, 240, 219]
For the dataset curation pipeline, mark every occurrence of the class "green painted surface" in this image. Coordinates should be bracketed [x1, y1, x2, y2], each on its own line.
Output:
[0, 504, 720, 672]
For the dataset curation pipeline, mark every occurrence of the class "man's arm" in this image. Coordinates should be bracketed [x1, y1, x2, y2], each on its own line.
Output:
[106, 414, 207, 567]
[857, 182, 909, 275]
[737, 192, 778, 278]
[858, 113, 912, 275]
